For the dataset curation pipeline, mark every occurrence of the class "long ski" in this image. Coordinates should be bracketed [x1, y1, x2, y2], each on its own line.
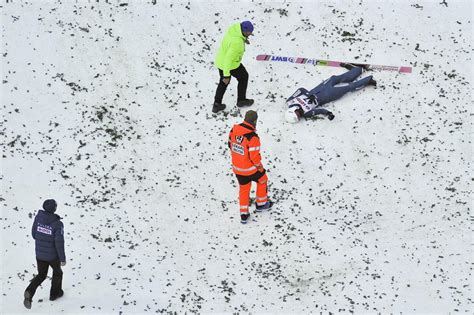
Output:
[256, 54, 412, 73]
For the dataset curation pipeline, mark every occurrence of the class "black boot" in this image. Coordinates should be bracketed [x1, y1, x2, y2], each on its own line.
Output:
[240, 213, 249, 224]
[368, 78, 377, 87]
[50, 290, 64, 301]
[24, 291, 32, 309]
[340, 63, 356, 70]
[212, 102, 226, 113]
[341, 62, 370, 71]
[236, 99, 254, 107]
[256, 201, 274, 212]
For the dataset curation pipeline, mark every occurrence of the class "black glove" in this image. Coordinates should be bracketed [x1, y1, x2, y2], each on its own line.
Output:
[308, 94, 317, 104]
[327, 112, 335, 120]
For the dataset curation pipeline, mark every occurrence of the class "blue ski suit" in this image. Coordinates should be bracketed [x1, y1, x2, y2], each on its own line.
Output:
[286, 67, 373, 118]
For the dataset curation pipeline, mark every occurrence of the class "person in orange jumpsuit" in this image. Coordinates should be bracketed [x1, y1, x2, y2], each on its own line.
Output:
[228, 110, 273, 223]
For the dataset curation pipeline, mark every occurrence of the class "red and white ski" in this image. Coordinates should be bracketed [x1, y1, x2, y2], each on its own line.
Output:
[256, 54, 412, 74]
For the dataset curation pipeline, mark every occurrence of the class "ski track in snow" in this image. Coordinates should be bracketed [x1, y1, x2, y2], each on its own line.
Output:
[1, 0, 472, 313]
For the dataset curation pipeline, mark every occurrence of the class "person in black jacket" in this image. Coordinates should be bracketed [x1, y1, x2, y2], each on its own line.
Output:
[24, 199, 66, 309]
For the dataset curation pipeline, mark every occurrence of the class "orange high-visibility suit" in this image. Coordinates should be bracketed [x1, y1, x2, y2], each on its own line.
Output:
[228, 121, 268, 215]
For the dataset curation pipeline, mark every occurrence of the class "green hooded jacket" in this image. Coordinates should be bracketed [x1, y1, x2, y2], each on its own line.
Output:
[215, 23, 246, 77]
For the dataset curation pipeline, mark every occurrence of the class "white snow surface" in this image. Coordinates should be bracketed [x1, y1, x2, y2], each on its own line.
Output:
[1, 0, 472, 313]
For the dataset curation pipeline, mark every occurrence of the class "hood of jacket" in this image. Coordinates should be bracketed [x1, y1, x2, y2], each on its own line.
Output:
[227, 23, 246, 40]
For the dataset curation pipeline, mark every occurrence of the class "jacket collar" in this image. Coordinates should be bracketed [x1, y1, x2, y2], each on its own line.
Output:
[230, 23, 246, 41]
[39, 209, 62, 221]
[240, 121, 255, 131]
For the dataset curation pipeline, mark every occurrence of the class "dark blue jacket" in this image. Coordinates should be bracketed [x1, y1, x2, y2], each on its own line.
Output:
[31, 210, 66, 262]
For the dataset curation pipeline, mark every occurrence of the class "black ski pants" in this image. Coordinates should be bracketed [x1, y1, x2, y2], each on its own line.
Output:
[214, 64, 248, 104]
[25, 259, 63, 298]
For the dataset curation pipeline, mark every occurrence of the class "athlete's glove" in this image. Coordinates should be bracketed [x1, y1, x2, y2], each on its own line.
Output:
[308, 94, 317, 104]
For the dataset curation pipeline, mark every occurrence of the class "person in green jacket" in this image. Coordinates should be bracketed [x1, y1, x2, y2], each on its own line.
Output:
[213, 21, 255, 113]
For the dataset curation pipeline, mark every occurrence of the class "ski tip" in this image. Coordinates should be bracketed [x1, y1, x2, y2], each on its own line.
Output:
[256, 55, 269, 61]
[399, 66, 412, 74]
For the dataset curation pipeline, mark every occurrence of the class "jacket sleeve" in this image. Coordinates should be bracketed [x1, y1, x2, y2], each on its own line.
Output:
[248, 136, 263, 169]
[54, 222, 66, 262]
[222, 42, 243, 77]
[228, 128, 233, 149]
[286, 88, 306, 102]
[31, 215, 37, 239]
[304, 107, 332, 118]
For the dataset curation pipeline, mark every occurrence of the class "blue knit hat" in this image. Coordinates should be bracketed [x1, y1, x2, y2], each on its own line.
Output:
[43, 199, 57, 213]
[241, 21, 254, 33]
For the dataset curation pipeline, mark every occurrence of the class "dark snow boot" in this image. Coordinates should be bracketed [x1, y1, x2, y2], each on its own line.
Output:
[340, 63, 356, 70]
[212, 102, 226, 113]
[240, 213, 250, 224]
[49, 290, 64, 301]
[236, 99, 254, 107]
[368, 78, 377, 87]
[23, 291, 32, 309]
[341, 63, 370, 71]
[256, 201, 273, 212]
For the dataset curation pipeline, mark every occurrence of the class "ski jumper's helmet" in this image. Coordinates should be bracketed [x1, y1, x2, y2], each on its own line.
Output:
[285, 107, 300, 123]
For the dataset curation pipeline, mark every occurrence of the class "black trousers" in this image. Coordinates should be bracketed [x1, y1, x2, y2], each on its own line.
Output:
[25, 259, 63, 298]
[235, 170, 266, 185]
[214, 64, 249, 104]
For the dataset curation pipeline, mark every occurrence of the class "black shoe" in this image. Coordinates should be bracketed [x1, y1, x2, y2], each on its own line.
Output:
[340, 63, 356, 70]
[23, 291, 32, 309]
[212, 102, 226, 113]
[327, 112, 335, 121]
[240, 213, 249, 224]
[341, 63, 370, 71]
[236, 99, 254, 107]
[368, 78, 377, 87]
[256, 201, 273, 212]
[49, 290, 64, 301]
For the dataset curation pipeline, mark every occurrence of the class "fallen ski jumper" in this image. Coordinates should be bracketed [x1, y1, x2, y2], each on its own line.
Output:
[285, 65, 376, 123]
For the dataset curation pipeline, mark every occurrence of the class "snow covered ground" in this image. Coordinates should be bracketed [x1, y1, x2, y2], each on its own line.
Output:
[1, 0, 472, 313]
